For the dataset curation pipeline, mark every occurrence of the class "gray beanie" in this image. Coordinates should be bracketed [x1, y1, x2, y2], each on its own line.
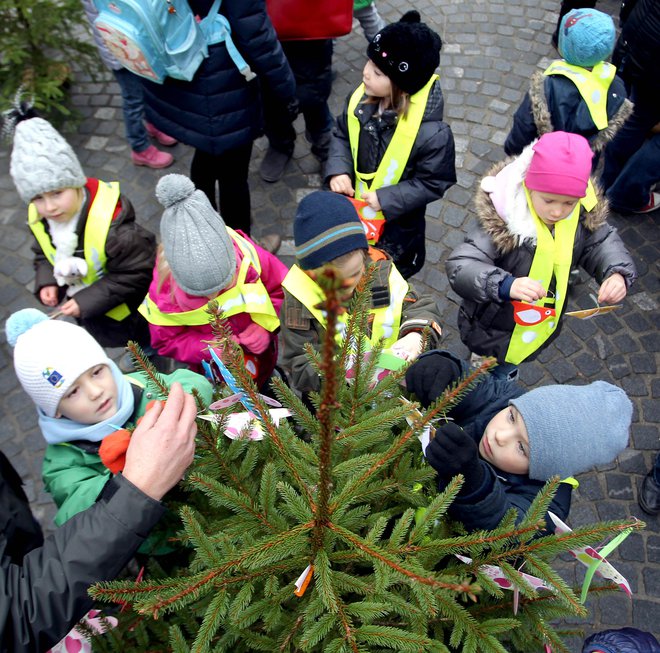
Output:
[510, 381, 632, 481]
[10, 118, 86, 204]
[156, 174, 237, 297]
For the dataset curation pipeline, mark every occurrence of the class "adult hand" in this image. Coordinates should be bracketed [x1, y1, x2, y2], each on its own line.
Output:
[236, 322, 270, 354]
[509, 277, 546, 303]
[122, 383, 198, 501]
[329, 174, 355, 196]
[597, 273, 627, 304]
[361, 191, 381, 212]
[59, 298, 81, 318]
[40, 285, 59, 307]
[391, 332, 423, 362]
[424, 423, 485, 495]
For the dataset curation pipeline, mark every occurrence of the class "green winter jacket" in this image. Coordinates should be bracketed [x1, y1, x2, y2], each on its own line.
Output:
[42, 369, 213, 535]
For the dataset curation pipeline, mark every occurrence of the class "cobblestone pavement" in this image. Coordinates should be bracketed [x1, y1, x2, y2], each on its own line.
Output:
[0, 0, 657, 648]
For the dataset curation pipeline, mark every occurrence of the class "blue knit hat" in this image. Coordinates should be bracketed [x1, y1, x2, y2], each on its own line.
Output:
[559, 9, 615, 68]
[510, 381, 631, 481]
[294, 191, 368, 270]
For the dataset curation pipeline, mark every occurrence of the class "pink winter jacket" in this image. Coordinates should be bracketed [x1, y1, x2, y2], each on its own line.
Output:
[147, 232, 287, 386]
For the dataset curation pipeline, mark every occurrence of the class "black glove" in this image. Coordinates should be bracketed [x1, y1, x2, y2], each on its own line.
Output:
[405, 352, 461, 408]
[424, 423, 486, 495]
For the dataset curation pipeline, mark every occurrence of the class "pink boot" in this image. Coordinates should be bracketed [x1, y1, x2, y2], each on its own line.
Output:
[131, 145, 174, 169]
[145, 122, 178, 146]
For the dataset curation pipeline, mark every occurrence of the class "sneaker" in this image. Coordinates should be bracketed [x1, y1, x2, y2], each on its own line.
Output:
[633, 191, 660, 214]
[255, 233, 282, 255]
[639, 471, 660, 516]
[145, 122, 178, 146]
[259, 147, 291, 183]
[131, 145, 174, 169]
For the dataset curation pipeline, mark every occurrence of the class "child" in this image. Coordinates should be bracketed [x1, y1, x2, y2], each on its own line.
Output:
[8, 114, 156, 349]
[505, 8, 632, 157]
[325, 10, 456, 279]
[139, 174, 288, 390]
[5, 309, 213, 549]
[280, 190, 443, 397]
[446, 131, 637, 372]
[405, 350, 632, 533]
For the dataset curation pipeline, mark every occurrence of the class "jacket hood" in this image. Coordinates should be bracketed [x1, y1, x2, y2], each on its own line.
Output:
[475, 143, 609, 255]
[422, 78, 445, 122]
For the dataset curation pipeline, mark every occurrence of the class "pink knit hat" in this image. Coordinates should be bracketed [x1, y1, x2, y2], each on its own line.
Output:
[524, 132, 593, 198]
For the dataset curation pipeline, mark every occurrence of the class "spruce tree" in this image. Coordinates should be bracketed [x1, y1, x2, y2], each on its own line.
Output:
[90, 267, 643, 653]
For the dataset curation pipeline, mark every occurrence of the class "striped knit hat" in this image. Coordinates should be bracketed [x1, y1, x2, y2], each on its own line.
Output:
[294, 191, 368, 270]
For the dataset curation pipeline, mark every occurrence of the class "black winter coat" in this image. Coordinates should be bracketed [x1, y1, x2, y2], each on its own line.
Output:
[325, 80, 456, 278]
[504, 69, 632, 156]
[0, 463, 164, 653]
[615, 0, 660, 86]
[141, 0, 296, 155]
[446, 152, 637, 364]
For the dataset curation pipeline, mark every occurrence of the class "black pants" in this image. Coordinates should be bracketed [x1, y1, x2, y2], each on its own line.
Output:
[190, 142, 253, 235]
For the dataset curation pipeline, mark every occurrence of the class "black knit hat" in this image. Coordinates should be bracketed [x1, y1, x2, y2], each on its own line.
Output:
[367, 10, 442, 95]
[294, 191, 368, 270]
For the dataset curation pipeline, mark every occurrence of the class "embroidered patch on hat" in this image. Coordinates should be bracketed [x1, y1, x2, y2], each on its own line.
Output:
[42, 367, 64, 388]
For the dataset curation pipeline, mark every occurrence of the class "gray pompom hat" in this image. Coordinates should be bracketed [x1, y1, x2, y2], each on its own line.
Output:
[510, 381, 632, 481]
[10, 118, 86, 203]
[156, 174, 236, 297]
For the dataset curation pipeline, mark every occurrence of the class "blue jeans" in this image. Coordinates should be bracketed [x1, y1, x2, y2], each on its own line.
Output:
[113, 68, 149, 152]
[605, 133, 660, 211]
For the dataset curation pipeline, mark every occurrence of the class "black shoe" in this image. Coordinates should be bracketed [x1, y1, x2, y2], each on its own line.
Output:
[305, 129, 332, 163]
[259, 147, 291, 183]
[639, 471, 660, 515]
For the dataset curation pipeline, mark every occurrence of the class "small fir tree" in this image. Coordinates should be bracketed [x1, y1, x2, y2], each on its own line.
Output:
[90, 267, 643, 653]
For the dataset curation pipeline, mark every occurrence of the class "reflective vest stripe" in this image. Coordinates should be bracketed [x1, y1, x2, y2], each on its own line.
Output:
[138, 230, 279, 331]
[28, 182, 130, 321]
[543, 60, 616, 130]
[346, 75, 438, 243]
[281, 263, 408, 349]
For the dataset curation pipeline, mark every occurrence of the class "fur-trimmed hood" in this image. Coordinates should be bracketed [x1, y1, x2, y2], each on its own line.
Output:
[475, 142, 609, 255]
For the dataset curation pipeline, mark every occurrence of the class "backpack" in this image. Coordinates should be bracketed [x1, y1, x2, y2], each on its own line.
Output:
[93, 0, 255, 84]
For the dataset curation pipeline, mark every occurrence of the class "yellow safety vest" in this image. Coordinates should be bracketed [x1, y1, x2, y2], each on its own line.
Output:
[346, 74, 438, 244]
[504, 182, 597, 365]
[281, 263, 408, 349]
[139, 229, 279, 332]
[544, 60, 616, 130]
[28, 181, 130, 321]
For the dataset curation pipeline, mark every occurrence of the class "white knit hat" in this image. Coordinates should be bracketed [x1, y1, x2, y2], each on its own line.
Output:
[6, 309, 110, 417]
[9, 117, 86, 203]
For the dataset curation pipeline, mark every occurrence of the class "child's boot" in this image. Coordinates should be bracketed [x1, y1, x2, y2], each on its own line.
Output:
[131, 145, 174, 169]
[145, 122, 178, 146]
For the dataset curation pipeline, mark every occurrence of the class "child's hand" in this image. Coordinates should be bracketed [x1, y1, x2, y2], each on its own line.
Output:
[329, 174, 355, 196]
[236, 322, 270, 354]
[597, 273, 627, 304]
[424, 423, 486, 495]
[510, 277, 546, 303]
[40, 285, 59, 307]
[362, 191, 381, 212]
[59, 298, 81, 318]
[391, 332, 423, 362]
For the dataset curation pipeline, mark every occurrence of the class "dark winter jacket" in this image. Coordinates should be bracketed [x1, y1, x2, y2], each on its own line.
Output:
[582, 627, 660, 653]
[31, 178, 156, 348]
[446, 149, 637, 364]
[280, 259, 443, 395]
[614, 0, 660, 87]
[504, 68, 633, 156]
[325, 80, 456, 278]
[141, 0, 296, 155]
[421, 351, 572, 534]
[0, 460, 164, 653]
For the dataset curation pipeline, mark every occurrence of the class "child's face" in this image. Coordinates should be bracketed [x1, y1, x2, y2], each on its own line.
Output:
[362, 60, 392, 99]
[479, 405, 530, 474]
[332, 250, 366, 296]
[32, 188, 82, 223]
[56, 364, 118, 424]
[529, 190, 580, 226]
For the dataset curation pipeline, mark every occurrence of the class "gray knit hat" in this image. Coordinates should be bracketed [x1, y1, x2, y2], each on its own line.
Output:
[510, 381, 632, 481]
[10, 118, 86, 203]
[156, 174, 236, 297]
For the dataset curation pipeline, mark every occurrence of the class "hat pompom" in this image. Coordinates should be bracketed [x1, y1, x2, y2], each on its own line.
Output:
[156, 174, 196, 209]
[5, 308, 49, 347]
[400, 10, 420, 23]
